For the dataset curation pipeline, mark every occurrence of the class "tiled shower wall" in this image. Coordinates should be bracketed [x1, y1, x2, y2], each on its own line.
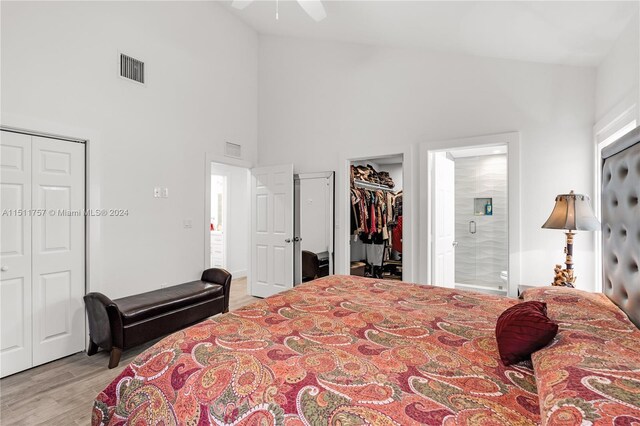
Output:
[454, 155, 508, 289]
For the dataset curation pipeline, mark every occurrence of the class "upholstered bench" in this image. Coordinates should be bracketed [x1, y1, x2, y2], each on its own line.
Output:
[84, 268, 231, 368]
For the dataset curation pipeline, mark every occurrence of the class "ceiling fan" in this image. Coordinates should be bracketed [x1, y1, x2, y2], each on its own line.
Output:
[231, 0, 327, 22]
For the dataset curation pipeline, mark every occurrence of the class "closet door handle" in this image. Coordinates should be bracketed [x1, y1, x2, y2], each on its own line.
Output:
[285, 238, 292, 243]
[0, 266, 8, 272]
[469, 221, 476, 234]
[293, 237, 302, 242]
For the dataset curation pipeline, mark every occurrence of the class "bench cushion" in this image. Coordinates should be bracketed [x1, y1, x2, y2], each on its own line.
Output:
[114, 280, 224, 325]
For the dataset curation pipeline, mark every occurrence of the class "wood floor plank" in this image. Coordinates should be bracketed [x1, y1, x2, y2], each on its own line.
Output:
[0, 278, 259, 425]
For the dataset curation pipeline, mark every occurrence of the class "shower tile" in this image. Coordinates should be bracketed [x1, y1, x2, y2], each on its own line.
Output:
[454, 154, 507, 289]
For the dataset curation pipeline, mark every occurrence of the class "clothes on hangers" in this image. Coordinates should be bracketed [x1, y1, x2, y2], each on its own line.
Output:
[350, 165, 403, 272]
[389, 190, 403, 253]
[350, 187, 394, 242]
[392, 215, 403, 254]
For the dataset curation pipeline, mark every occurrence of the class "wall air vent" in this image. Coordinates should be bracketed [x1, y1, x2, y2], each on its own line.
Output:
[120, 53, 145, 84]
[225, 142, 242, 158]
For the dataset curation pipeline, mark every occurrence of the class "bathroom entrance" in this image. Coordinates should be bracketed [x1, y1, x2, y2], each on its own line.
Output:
[430, 144, 509, 295]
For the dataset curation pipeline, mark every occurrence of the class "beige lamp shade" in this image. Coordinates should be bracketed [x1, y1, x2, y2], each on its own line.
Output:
[542, 190, 600, 231]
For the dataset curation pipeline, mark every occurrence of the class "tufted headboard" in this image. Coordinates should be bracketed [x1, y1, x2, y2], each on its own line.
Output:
[601, 125, 640, 328]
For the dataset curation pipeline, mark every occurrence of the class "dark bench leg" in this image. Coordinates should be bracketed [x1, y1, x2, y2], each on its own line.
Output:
[87, 340, 99, 356]
[108, 348, 122, 369]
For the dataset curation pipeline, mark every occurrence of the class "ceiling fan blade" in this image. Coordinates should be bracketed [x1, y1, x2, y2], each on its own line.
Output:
[297, 0, 326, 22]
[231, 0, 254, 10]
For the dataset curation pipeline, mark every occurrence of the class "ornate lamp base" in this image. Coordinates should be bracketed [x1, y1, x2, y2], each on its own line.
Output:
[551, 231, 577, 287]
[552, 264, 575, 287]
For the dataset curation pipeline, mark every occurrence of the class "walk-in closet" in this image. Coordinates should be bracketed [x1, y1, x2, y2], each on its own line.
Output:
[349, 156, 403, 280]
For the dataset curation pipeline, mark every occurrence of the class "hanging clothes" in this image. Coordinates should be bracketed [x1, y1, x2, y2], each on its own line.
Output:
[392, 215, 403, 253]
[349, 165, 401, 248]
[350, 190, 359, 235]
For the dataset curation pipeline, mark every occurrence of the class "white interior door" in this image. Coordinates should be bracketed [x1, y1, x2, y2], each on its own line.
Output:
[1, 132, 33, 377]
[433, 152, 455, 288]
[30, 136, 85, 366]
[251, 164, 293, 298]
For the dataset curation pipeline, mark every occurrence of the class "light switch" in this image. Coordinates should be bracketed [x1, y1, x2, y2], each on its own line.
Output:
[162, 188, 169, 198]
[153, 187, 161, 198]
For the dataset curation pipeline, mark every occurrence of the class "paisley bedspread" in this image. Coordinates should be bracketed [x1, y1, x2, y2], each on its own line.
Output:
[92, 275, 541, 425]
[523, 287, 640, 425]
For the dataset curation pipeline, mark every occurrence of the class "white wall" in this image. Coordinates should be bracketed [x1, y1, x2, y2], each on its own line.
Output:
[211, 164, 249, 278]
[595, 13, 640, 123]
[258, 36, 597, 290]
[1, 2, 258, 298]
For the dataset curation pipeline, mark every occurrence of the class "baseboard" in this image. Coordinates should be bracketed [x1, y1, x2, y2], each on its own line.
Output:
[231, 269, 247, 279]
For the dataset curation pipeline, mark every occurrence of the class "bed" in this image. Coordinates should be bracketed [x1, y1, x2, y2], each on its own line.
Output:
[92, 129, 640, 425]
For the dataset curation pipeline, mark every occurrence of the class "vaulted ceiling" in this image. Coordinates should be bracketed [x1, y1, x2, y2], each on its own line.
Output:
[224, 0, 638, 67]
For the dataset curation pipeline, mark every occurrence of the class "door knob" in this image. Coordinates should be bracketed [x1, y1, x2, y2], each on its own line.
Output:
[1, 266, 8, 272]
[452, 241, 458, 247]
[294, 237, 302, 242]
[285, 238, 292, 243]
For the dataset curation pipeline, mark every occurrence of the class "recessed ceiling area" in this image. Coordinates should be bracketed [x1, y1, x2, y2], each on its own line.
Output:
[224, 0, 638, 67]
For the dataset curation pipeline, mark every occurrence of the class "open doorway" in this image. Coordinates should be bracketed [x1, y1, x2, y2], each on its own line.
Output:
[294, 172, 335, 284]
[209, 162, 250, 279]
[349, 155, 404, 280]
[429, 144, 509, 295]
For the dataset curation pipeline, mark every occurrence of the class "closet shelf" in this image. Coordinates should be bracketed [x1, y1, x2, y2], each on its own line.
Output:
[353, 179, 396, 192]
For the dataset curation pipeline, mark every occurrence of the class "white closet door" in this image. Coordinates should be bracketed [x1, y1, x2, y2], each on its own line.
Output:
[31, 136, 85, 365]
[251, 164, 294, 298]
[0, 132, 33, 377]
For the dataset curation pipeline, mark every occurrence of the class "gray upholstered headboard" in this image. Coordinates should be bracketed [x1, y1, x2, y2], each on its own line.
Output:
[601, 125, 640, 327]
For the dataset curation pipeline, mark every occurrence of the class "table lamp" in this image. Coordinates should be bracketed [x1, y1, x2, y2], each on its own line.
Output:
[542, 190, 600, 287]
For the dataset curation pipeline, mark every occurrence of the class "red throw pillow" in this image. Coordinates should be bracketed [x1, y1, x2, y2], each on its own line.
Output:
[495, 301, 558, 366]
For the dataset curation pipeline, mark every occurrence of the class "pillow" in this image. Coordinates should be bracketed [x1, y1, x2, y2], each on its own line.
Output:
[495, 301, 558, 366]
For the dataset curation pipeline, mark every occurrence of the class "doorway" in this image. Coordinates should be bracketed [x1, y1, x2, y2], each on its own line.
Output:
[294, 172, 335, 284]
[421, 132, 520, 297]
[208, 162, 250, 279]
[349, 155, 404, 280]
[433, 145, 508, 295]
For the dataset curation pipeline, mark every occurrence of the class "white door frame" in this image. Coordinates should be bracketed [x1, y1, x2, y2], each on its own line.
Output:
[339, 145, 415, 282]
[419, 132, 521, 297]
[204, 153, 252, 292]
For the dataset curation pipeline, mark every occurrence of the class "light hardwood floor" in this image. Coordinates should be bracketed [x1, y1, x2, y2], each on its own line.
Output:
[0, 278, 259, 425]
